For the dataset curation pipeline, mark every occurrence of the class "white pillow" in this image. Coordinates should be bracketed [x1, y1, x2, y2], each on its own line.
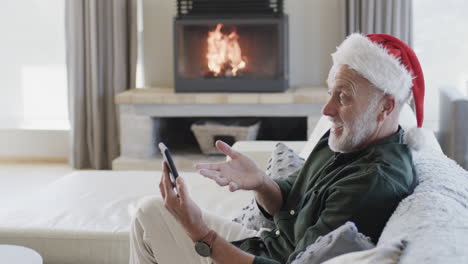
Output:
[299, 116, 331, 159]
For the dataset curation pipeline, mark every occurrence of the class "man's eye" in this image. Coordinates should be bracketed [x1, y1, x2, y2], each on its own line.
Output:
[339, 94, 350, 104]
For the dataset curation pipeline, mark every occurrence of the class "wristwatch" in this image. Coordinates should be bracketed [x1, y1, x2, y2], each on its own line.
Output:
[194, 230, 217, 257]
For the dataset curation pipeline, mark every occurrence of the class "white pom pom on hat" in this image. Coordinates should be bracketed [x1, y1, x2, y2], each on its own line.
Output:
[331, 33, 426, 149]
[403, 127, 426, 151]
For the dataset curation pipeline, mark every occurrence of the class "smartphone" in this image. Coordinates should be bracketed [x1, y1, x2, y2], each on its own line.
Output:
[158, 142, 179, 185]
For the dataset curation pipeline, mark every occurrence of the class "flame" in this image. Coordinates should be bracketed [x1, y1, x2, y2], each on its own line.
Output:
[206, 24, 246, 77]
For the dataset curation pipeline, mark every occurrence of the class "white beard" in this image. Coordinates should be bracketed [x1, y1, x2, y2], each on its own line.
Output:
[328, 105, 378, 153]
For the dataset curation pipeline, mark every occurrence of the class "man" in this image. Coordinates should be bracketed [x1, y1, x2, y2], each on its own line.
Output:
[129, 33, 425, 264]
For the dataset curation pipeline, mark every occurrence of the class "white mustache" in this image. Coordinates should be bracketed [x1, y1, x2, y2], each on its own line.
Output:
[327, 117, 344, 126]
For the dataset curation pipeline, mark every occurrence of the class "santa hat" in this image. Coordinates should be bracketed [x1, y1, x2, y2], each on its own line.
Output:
[330, 33, 425, 150]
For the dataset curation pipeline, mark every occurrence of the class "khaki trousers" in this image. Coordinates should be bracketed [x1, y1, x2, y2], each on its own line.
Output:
[129, 196, 259, 264]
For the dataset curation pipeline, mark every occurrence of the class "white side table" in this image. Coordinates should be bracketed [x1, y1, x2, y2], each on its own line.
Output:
[0, 245, 42, 264]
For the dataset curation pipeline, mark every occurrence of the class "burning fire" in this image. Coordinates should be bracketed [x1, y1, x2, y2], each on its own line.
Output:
[206, 24, 247, 77]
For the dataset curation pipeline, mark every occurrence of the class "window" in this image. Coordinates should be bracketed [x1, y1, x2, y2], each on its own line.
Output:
[0, 0, 68, 130]
[413, 0, 468, 130]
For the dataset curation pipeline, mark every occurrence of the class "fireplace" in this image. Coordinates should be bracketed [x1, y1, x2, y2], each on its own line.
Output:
[174, 0, 289, 93]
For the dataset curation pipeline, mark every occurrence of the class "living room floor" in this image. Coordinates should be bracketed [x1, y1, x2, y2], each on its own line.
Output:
[0, 163, 74, 208]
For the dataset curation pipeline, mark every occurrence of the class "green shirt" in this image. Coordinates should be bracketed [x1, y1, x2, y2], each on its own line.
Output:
[232, 128, 417, 264]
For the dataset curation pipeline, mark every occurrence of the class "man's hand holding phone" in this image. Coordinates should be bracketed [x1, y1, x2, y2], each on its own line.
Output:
[159, 142, 259, 263]
[158, 142, 210, 242]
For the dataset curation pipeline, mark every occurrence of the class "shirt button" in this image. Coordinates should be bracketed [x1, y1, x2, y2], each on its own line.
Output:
[290, 210, 295, 215]
[275, 230, 280, 236]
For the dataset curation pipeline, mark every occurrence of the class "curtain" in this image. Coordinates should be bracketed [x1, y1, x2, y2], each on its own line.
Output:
[65, 0, 138, 169]
[345, 0, 413, 45]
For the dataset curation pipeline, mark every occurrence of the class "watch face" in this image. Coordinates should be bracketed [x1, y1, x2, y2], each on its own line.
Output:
[195, 241, 211, 257]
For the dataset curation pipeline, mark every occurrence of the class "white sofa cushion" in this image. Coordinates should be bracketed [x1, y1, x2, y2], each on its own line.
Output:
[299, 116, 331, 159]
[378, 148, 468, 263]
[0, 171, 253, 264]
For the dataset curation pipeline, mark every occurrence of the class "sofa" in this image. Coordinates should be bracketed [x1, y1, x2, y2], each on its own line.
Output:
[0, 104, 467, 264]
[438, 86, 468, 170]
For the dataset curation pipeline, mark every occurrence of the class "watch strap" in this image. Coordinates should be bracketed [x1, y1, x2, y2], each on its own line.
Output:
[195, 230, 217, 257]
[202, 230, 217, 247]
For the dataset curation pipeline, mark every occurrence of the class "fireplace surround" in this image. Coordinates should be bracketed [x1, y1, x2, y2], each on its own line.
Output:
[174, 0, 289, 92]
[113, 86, 328, 170]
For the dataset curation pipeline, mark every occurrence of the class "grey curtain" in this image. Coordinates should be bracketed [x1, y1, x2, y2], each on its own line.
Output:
[65, 0, 138, 169]
[345, 0, 413, 45]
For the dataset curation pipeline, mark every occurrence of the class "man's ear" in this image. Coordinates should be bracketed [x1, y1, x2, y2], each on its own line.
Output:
[377, 95, 396, 121]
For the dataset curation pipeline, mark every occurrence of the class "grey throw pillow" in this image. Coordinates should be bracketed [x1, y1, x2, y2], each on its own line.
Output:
[266, 142, 306, 180]
[232, 143, 305, 230]
[323, 238, 407, 264]
[291, 222, 375, 264]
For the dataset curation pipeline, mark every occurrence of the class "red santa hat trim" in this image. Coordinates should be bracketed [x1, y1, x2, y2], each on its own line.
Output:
[330, 33, 426, 149]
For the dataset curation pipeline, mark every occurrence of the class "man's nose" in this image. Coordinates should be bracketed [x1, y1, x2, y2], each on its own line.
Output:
[322, 97, 337, 117]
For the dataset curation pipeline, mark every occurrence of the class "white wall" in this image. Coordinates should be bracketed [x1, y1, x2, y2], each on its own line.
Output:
[0, 130, 69, 161]
[142, 0, 345, 87]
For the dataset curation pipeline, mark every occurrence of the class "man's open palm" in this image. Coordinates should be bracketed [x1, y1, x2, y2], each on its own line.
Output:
[195, 140, 266, 192]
